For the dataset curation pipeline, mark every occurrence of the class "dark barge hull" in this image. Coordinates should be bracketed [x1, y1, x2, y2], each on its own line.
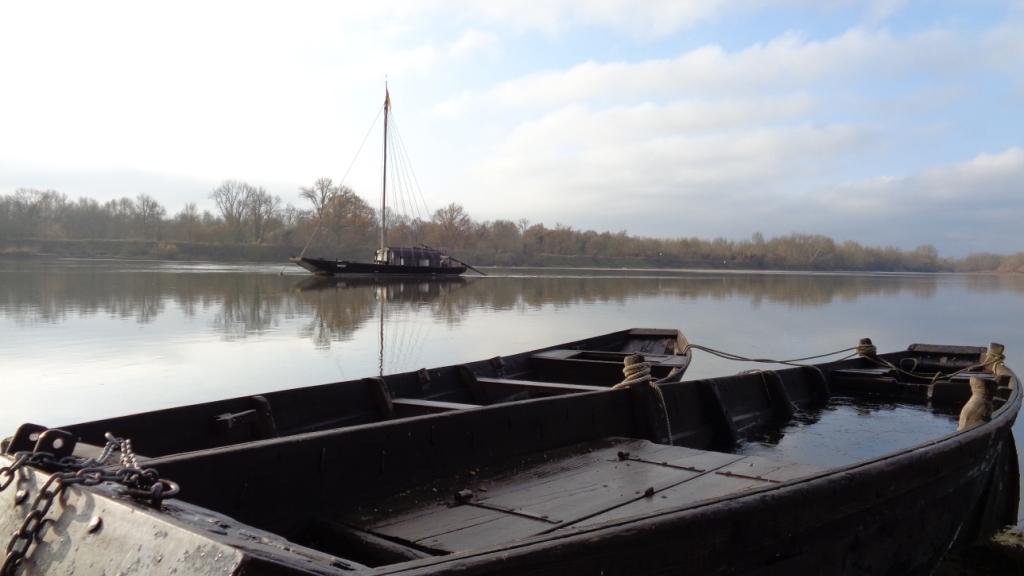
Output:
[0, 337, 1018, 576]
[290, 256, 467, 277]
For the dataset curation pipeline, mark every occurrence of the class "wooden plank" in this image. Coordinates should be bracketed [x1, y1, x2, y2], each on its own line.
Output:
[907, 344, 986, 355]
[306, 519, 435, 565]
[572, 454, 820, 529]
[348, 439, 821, 555]
[474, 377, 606, 399]
[391, 398, 481, 416]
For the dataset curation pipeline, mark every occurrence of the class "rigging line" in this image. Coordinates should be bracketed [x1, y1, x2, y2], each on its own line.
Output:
[385, 128, 406, 226]
[392, 137, 426, 240]
[389, 117, 421, 227]
[395, 153, 418, 228]
[388, 135, 412, 222]
[397, 130, 432, 224]
[395, 135, 426, 224]
[298, 106, 383, 258]
[389, 121, 422, 221]
[390, 129, 414, 228]
[388, 112, 433, 222]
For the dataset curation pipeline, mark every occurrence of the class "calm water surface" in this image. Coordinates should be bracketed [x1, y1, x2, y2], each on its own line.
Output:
[2, 258, 1024, 514]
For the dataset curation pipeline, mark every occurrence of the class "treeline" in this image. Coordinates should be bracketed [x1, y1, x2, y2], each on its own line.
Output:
[2, 183, 1023, 273]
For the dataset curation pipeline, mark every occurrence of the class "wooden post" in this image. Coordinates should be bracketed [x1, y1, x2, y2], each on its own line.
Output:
[958, 377, 996, 431]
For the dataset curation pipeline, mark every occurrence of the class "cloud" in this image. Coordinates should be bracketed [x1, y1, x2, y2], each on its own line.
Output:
[823, 148, 1024, 213]
[448, 29, 500, 58]
[800, 148, 1024, 253]
[865, 0, 910, 23]
[450, 0, 730, 38]
[435, 27, 965, 114]
[466, 104, 869, 233]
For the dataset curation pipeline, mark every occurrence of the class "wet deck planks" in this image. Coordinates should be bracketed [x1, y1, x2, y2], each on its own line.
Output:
[340, 438, 821, 554]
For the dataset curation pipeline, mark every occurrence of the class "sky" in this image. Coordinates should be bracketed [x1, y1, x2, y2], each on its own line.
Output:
[1, 0, 1022, 256]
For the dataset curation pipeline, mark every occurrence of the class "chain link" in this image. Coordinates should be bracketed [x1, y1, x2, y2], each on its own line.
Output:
[0, 433, 179, 575]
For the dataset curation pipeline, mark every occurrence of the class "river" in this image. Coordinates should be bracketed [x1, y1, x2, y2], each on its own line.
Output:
[2, 258, 1023, 521]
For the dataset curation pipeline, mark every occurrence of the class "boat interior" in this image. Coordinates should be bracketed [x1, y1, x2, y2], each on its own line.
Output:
[47, 338, 1011, 571]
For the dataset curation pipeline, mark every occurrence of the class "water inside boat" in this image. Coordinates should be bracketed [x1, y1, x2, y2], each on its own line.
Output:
[736, 396, 961, 467]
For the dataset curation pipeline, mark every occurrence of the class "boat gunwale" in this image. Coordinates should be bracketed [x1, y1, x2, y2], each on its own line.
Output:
[61, 327, 691, 445]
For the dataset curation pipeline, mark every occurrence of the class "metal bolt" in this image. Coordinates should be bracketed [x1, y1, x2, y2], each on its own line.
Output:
[87, 516, 103, 534]
[14, 489, 28, 504]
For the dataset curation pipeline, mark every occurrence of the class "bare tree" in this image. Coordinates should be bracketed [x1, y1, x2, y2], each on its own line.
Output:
[135, 194, 166, 240]
[176, 203, 200, 242]
[299, 177, 336, 217]
[431, 203, 473, 248]
[210, 180, 249, 241]
[247, 187, 281, 244]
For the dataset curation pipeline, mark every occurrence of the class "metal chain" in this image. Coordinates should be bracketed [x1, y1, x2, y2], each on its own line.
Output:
[0, 434, 178, 575]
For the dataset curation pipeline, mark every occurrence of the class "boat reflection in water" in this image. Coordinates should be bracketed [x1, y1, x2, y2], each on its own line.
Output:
[295, 275, 470, 374]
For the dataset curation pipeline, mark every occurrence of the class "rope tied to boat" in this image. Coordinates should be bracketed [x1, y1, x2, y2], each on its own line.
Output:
[612, 354, 655, 389]
[681, 343, 860, 369]
[985, 346, 1006, 370]
[612, 354, 674, 445]
[856, 338, 878, 359]
[859, 340, 1008, 383]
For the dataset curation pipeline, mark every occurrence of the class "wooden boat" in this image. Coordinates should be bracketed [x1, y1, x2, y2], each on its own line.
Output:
[290, 88, 470, 278]
[0, 331, 1017, 576]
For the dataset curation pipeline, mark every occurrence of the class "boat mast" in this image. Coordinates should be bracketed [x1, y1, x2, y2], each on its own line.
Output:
[380, 85, 390, 258]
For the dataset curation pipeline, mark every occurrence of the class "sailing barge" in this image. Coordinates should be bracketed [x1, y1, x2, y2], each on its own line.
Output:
[0, 330, 1018, 575]
[290, 88, 469, 278]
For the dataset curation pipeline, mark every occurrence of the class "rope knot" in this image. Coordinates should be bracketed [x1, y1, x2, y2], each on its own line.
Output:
[985, 343, 1006, 369]
[612, 353, 654, 389]
[856, 338, 877, 359]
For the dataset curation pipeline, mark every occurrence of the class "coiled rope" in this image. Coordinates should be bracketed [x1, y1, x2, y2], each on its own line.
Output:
[612, 354, 673, 445]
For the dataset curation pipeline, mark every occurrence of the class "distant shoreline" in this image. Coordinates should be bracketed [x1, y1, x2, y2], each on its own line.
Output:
[3, 240, 1021, 275]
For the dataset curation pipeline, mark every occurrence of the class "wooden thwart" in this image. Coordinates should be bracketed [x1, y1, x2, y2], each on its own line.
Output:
[474, 377, 606, 399]
[391, 398, 482, 416]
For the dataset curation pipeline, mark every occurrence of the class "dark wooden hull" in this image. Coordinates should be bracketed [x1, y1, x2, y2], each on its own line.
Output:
[290, 256, 467, 277]
[1, 337, 1018, 576]
[61, 328, 691, 457]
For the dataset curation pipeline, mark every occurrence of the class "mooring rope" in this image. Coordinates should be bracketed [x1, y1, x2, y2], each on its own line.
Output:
[856, 342, 1005, 383]
[682, 343, 860, 369]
